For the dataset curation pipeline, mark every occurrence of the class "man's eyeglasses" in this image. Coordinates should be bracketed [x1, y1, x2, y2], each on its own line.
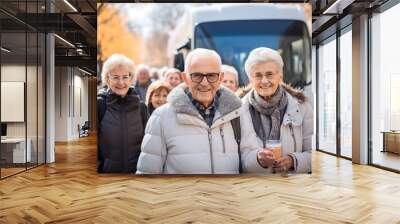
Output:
[109, 75, 131, 83]
[189, 72, 220, 83]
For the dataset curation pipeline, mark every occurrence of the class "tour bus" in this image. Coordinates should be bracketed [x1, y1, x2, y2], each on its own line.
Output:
[172, 4, 311, 97]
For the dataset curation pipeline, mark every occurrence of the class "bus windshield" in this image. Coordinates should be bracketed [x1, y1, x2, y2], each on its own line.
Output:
[194, 20, 311, 88]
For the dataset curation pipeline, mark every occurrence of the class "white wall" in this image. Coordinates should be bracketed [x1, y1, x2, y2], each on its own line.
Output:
[55, 67, 69, 141]
[1, 65, 25, 132]
[1, 63, 46, 164]
[1, 65, 40, 138]
[54, 67, 89, 141]
[71, 71, 89, 139]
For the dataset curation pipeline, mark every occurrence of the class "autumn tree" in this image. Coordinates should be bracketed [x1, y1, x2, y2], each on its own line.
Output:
[97, 3, 143, 79]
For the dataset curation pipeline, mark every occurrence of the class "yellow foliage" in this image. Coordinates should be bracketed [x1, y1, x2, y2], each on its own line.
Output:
[97, 4, 142, 66]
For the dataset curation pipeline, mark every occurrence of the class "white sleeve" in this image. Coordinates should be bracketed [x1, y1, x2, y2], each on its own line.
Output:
[136, 109, 167, 174]
[239, 107, 268, 173]
[289, 102, 313, 173]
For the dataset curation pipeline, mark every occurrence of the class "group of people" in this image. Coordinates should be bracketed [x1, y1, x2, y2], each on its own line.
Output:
[128, 64, 180, 116]
[97, 47, 313, 174]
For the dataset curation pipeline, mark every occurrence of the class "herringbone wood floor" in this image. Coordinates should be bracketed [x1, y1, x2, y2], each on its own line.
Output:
[0, 135, 400, 223]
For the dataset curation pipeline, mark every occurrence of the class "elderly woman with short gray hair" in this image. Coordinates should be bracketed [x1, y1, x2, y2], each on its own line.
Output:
[221, 64, 239, 92]
[97, 54, 148, 173]
[241, 47, 313, 174]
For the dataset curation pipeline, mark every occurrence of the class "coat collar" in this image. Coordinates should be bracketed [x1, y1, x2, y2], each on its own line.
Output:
[168, 84, 242, 127]
[103, 87, 140, 105]
[243, 88, 303, 126]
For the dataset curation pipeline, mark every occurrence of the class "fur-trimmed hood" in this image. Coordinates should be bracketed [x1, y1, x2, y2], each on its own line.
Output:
[237, 83, 307, 103]
[167, 83, 242, 117]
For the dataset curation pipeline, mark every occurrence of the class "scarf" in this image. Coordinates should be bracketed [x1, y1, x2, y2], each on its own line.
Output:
[248, 85, 288, 140]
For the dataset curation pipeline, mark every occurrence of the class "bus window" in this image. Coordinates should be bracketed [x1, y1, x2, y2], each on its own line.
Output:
[194, 20, 311, 88]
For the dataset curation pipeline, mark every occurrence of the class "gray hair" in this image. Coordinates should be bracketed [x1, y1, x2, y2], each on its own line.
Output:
[164, 68, 182, 81]
[244, 47, 284, 79]
[184, 48, 222, 73]
[221, 64, 239, 85]
[165, 68, 181, 78]
[159, 66, 170, 80]
[135, 64, 150, 75]
[101, 53, 135, 87]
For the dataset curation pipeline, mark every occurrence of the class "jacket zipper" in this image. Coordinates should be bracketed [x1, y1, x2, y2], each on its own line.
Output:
[289, 123, 297, 152]
[208, 129, 215, 174]
[220, 127, 226, 153]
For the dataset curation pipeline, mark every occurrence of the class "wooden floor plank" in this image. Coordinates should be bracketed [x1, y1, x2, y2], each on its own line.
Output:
[0, 135, 399, 223]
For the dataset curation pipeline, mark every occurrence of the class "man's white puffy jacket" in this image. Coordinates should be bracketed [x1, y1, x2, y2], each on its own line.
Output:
[136, 85, 267, 174]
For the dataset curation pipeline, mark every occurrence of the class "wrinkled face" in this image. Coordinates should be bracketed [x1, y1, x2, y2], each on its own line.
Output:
[249, 61, 282, 98]
[183, 56, 223, 108]
[222, 72, 238, 92]
[136, 68, 150, 85]
[151, 88, 168, 109]
[106, 66, 133, 96]
[167, 72, 182, 88]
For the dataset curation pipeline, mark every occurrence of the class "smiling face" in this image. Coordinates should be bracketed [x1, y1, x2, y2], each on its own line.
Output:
[151, 88, 169, 109]
[249, 61, 282, 98]
[136, 67, 150, 86]
[183, 55, 223, 108]
[167, 72, 182, 88]
[106, 66, 134, 97]
[222, 72, 238, 92]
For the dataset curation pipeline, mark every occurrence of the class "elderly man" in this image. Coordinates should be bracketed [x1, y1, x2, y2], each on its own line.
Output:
[136, 48, 269, 174]
[134, 64, 152, 101]
[221, 64, 239, 92]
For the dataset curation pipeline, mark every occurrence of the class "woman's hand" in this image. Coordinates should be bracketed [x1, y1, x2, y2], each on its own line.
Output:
[273, 156, 294, 172]
[257, 149, 275, 168]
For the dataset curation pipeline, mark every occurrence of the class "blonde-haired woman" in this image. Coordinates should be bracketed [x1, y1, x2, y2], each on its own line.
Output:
[145, 80, 171, 115]
[97, 53, 148, 173]
[164, 68, 182, 89]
